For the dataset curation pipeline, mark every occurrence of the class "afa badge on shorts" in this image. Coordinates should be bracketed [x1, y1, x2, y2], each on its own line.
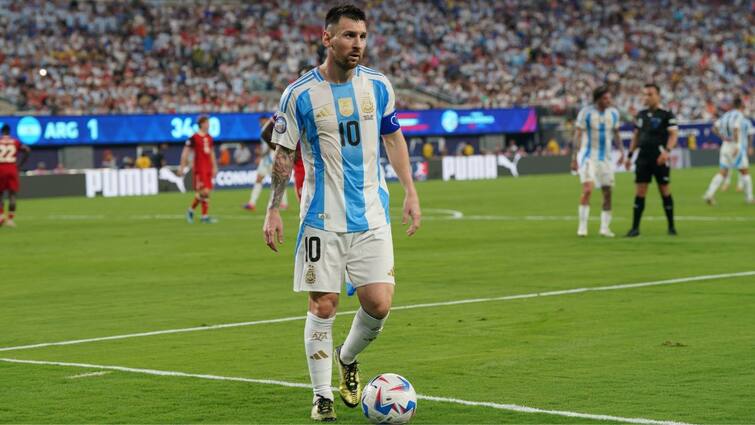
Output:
[305, 265, 316, 284]
[337, 98, 354, 116]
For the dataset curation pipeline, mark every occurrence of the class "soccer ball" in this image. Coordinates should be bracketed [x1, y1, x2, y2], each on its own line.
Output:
[361, 373, 417, 424]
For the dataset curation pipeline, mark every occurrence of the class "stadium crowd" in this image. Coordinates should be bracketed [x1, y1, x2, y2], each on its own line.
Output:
[0, 0, 752, 120]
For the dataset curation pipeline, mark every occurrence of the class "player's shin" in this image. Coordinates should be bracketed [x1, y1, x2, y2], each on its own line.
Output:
[305, 312, 336, 401]
[662, 194, 674, 229]
[201, 199, 209, 217]
[741, 174, 753, 202]
[600, 211, 612, 232]
[339, 307, 387, 365]
[8, 195, 16, 219]
[577, 205, 589, 235]
[705, 173, 724, 199]
[631, 196, 645, 230]
[250, 183, 262, 205]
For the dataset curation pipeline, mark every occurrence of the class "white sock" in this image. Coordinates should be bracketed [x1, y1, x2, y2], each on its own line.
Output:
[305, 312, 335, 401]
[339, 308, 387, 365]
[723, 172, 732, 186]
[578, 205, 589, 231]
[736, 173, 744, 190]
[705, 174, 724, 198]
[250, 183, 262, 204]
[742, 174, 753, 201]
[600, 210, 612, 231]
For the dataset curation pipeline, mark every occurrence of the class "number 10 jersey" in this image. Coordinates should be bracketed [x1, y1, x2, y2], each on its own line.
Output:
[272, 66, 401, 233]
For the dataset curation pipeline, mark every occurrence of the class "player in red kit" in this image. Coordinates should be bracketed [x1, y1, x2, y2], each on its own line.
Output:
[179, 116, 218, 224]
[0, 124, 31, 228]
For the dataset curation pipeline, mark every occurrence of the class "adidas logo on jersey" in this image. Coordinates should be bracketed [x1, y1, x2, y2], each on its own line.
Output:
[315, 107, 333, 121]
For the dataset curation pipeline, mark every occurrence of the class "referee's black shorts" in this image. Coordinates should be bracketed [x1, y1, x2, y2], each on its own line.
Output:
[635, 157, 670, 184]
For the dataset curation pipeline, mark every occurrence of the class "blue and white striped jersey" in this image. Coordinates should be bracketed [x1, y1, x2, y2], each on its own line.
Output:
[715, 109, 751, 149]
[575, 106, 620, 163]
[272, 66, 401, 233]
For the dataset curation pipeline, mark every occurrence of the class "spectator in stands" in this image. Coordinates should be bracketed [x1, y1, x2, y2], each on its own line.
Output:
[234, 143, 252, 165]
[122, 156, 135, 169]
[463, 143, 475, 156]
[545, 139, 561, 156]
[101, 149, 117, 169]
[135, 152, 152, 169]
[218, 145, 231, 167]
[34, 162, 48, 174]
[151, 144, 169, 168]
[422, 142, 434, 160]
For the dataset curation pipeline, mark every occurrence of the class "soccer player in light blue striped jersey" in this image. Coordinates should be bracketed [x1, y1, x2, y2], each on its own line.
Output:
[705, 97, 753, 204]
[571, 86, 625, 237]
[262, 5, 421, 421]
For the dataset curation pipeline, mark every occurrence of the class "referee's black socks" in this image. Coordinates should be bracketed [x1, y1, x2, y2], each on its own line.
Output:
[662, 194, 675, 230]
[632, 196, 645, 230]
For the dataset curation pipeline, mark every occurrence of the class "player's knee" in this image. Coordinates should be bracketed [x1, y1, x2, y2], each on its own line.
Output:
[362, 298, 392, 320]
[309, 293, 338, 318]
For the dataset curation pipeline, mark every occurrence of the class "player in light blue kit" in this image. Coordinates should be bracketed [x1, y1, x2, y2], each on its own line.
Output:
[704, 97, 753, 204]
[262, 5, 421, 422]
[571, 86, 624, 237]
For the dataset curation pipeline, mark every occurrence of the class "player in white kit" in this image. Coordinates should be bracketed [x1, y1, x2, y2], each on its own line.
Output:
[571, 86, 625, 237]
[704, 97, 753, 204]
[262, 5, 421, 421]
[244, 117, 288, 211]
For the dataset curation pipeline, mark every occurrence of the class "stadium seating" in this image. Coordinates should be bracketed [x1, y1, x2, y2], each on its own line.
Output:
[0, 0, 751, 120]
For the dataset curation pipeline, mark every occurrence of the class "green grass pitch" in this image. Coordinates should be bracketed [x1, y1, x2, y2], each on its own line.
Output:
[1, 166, 753, 424]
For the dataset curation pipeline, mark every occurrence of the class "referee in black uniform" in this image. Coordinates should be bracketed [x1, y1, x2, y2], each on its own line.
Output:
[624, 83, 679, 237]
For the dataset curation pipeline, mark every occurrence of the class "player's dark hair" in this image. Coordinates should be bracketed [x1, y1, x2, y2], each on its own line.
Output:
[1, 124, 9, 135]
[592, 85, 610, 103]
[325, 4, 366, 28]
[733, 97, 743, 108]
[644, 83, 660, 94]
[197, 115, 209, 125]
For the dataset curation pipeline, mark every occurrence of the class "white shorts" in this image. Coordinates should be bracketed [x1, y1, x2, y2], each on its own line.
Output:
[293, 224, 395, 293]
[578, 159, 614, 187]
[256, 161, 273, 177]
[720, 142, 749, 169]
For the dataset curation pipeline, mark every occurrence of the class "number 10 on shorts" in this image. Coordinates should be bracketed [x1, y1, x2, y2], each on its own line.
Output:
[304, 236, 321, 263]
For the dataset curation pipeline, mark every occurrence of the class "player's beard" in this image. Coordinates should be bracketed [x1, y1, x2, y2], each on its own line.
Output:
[336, 50, 361, 70]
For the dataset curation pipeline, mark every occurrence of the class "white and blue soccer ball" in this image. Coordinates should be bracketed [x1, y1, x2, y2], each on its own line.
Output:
[361, 373, 417, 424]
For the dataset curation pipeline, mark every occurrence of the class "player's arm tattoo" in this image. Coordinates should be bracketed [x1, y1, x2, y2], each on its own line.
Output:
[268, 145, 295, 210]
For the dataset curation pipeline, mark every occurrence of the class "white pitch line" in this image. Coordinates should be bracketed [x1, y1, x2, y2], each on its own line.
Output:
[0, 357, 693, 425]
[66, 371, 112, 379]
[1, 271, 753, 354]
